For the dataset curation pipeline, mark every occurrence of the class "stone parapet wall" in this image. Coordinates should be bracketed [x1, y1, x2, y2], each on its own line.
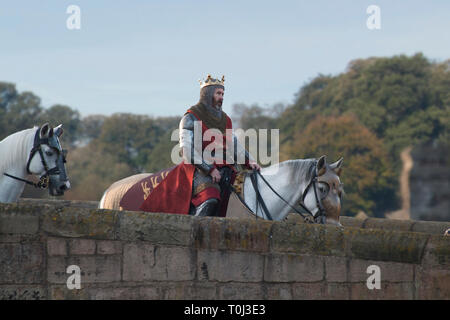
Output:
[18, 198, 450, 235]
[0, 201, 449, 300]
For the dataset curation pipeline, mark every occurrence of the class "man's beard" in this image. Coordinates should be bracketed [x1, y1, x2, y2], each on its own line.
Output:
[213, 100, 223, 110]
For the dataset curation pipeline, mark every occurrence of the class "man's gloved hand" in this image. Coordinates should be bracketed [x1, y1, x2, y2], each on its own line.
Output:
[248, 162, 261, 171]
[210, 168, 222, 183]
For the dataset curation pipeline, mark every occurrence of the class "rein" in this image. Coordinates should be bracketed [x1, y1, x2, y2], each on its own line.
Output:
[3, 173, 49, 189]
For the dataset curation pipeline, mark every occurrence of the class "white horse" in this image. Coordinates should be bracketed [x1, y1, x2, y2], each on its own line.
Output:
[0, 123, 70, 203]
[226, 156, 344, 226]
[99, 156, 344, 226]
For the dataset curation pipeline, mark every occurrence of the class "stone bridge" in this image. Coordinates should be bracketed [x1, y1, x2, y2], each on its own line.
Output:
[0, 199, 449, 300]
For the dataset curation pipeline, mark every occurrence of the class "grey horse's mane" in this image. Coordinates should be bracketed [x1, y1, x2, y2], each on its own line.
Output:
[279, 158, 346, 199]
[276, 158, 317, 184]
[0, 127, 36, 175]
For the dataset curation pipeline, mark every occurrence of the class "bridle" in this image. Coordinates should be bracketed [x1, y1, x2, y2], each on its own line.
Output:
[3, 128, 68, 190]
[229, 161, 328, 224]
[300, 170, 328, 224]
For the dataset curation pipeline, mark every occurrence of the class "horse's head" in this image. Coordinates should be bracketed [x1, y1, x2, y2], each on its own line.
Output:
[27, 123, 70, 196]
[303, 155, 344, 226]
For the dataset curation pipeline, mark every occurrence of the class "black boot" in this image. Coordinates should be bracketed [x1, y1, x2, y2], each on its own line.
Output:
[194, 198, 219, 217]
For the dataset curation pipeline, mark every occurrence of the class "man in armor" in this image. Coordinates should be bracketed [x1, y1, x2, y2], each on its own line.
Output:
[140, 74, 259, 217]
[179, 74, 260, 217]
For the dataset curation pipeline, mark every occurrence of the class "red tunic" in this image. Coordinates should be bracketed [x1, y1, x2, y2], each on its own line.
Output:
[139, 110, 236, 216]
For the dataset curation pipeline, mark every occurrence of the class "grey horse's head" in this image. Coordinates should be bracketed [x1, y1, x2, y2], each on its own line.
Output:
[305, 155, 344, 226]
[27, 123, 71, 196]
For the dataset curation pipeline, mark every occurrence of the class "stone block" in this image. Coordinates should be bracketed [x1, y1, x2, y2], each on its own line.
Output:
[324, 283, 350, 299]
[123, 243, 195, 282]
[193, 217, 272, 253]
[197, 250, 264, 282]
[139, 285, 163, 299]
[162, 281, 218, 300]
[218, 283, 264, 300]
[0, 204, 39, 234]
[350, 282, 414, 300]
[264, 253, 324, 282]
[168, 282, 217, 300]
[343, 227, 428, 264]
[340, 216, 366, 229]
[41, 207, 117, 239]
[364, 218, 413, 232]
[47, 255, 121, 284]
[421, 234, 450, 267]
[270, 223, 345, 257]
[411, 221, 450, 235]
[0, 234, 40, 243]
[47, 237, 67, 256]
[264, 283, 292, 300]
[292, 282, 325, 300]
[88, 286, 142, 300]
[69, 239, 96, 255]
[117, 211, 193, 246]
[415, 265, 450, 299]
[349, 259, 414, 283]
[50, 285, 90, 300]
[324, 256, 348, 282]
[96, 240, 122, 255]
[0, 243, 44, 284]
[0, 285, 46, 300]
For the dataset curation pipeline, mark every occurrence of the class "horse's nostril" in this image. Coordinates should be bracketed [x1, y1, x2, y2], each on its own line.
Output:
[59, 184, 68, 191]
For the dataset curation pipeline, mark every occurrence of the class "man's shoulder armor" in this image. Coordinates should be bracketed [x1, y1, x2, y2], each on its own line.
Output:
[180, 113, 197, 130]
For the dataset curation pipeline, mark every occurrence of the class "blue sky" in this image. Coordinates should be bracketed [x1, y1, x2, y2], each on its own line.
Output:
[1, 0, 449, 118]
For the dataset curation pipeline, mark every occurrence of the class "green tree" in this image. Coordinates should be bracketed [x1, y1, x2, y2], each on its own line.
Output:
[97, 113, 161, 172]
[1, 91, 42, 138]
[282, 53, 448, 167]
[63, 143, 135, 201]
[78, 114, 107, 145]
[285, 115, 396, 217]
[39, 104, 81, 147]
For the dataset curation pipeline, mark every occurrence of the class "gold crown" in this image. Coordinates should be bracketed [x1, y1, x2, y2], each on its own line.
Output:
[198, 74, 225, 89]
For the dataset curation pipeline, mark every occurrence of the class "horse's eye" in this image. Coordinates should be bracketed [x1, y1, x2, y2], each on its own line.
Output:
[318, 183, 329, 196]
[45, 151, 54, 157]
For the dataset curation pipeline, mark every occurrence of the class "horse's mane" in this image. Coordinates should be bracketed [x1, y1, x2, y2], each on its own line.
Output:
[0, 127, 36, 174]
[263, 159, 316, 184]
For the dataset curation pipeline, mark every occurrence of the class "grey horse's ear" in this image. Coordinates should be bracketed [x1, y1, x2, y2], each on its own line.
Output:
[40, 123, 51, 139]
[53, 124, 64, 137]
[330, 157, 343, 176]
[317, 155, 327, 176]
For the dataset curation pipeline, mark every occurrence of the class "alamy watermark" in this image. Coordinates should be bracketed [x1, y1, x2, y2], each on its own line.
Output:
[66, 5, 81, 30]
[64, 5, 381, 31]
[366, 265, 381, 290]
[66, 265, 81, 290]
[170, 121, 279, 171]
[366, 5, 381, 30]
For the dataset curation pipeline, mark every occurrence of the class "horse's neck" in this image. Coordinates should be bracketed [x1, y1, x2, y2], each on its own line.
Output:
[242, 161, 312, 221]
[0, 128, 35, 203]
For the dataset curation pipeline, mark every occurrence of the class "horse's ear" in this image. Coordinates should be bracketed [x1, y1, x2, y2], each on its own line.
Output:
[317, 155, 327, 176]
[330, 157, 343, 176]
[53, 124, 64, 137]
[40, 123, 51, 139]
